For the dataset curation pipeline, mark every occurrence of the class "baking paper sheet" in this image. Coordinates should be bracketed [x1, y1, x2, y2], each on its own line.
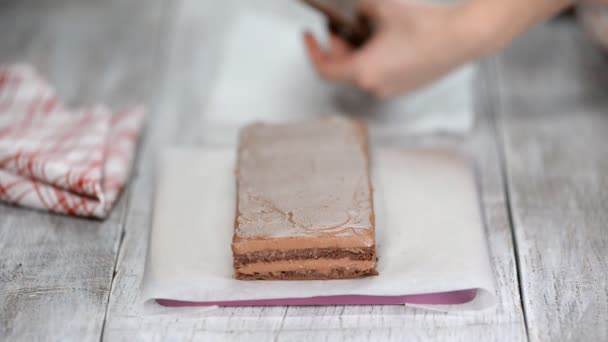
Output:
[142, 147, 496, 312]
[199, 9, 476, 146]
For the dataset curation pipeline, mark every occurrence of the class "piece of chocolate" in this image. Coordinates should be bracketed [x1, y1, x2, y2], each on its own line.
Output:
[232, 117, 377, 280]
[301, 0, 373, 48]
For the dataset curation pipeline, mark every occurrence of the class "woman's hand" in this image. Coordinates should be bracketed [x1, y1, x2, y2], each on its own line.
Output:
[304, 0, 573, 98]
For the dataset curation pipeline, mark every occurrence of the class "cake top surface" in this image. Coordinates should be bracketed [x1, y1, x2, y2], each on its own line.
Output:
[235, 117, 374, 240]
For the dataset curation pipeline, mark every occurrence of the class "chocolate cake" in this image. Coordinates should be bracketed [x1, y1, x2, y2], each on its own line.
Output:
[232, 117, 377, 280]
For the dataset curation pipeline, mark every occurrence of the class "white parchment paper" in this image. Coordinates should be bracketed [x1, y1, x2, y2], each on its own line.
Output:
[142, 147, 496, 312]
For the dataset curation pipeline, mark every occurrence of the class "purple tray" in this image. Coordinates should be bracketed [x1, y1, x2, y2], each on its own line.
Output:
[157, 289, 477, 307]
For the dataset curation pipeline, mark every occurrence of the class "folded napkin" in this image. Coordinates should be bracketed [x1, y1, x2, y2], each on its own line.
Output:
[142, 147, 496, 312]
[0, 64, 145, 218]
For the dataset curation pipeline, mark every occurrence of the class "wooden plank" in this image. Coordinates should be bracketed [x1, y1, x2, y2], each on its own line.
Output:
[102, 0, 526, 340]
[0, 0, 164, 340]
[496, 21, 608, 342]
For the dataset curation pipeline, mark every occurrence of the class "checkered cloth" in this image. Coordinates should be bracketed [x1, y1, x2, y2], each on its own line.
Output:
[0, 64, 145, 218]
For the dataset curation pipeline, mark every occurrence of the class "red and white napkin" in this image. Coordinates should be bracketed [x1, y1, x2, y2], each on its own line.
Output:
[0, 64, 145, 218]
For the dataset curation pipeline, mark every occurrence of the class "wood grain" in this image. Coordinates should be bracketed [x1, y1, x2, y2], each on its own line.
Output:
[11, 2, 606, 342]
[496, 22, 608, 342]
[0, 0, 164, 340]
[102, 1, 526, 340]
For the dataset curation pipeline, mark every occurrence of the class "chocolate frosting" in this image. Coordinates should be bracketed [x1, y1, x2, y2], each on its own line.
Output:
[234, 117, 375, 243]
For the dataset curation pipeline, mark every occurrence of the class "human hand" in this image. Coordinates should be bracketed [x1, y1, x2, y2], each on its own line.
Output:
[304, 0, 572, 98]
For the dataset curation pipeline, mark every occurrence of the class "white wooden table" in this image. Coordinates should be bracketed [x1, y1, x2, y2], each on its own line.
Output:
[1, 1, 607, 341]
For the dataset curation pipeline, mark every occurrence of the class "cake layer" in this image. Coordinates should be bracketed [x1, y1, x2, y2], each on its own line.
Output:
[235, 267, 378, 281]
[234, 247, 375, 267]
[236, 258, 376, 274]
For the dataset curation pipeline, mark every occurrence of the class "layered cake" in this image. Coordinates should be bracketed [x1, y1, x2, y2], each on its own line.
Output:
[232, 117, 377, 280]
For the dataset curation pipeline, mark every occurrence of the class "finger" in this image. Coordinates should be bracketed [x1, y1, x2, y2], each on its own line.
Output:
[329, 34, 352, 59]
[304, 32, 357, 81]
[348, 34, 401, 94]
[303, 31, 326, 70]
[304, 32, 351, 61]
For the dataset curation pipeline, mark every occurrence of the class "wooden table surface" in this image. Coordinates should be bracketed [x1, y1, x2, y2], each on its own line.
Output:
[1, 1, 607, 341]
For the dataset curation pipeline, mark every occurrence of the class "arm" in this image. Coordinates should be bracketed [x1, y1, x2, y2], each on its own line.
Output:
[304, 0, 573, 97]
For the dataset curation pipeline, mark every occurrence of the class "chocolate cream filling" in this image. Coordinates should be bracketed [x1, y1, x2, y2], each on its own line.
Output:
[236, 258, 376, 274]
[233, 247, 375, 266]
